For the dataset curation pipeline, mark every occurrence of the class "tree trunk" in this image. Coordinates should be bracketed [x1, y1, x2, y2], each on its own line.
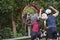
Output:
[11, 9, 16, 37]
[12, 19, 16, 37]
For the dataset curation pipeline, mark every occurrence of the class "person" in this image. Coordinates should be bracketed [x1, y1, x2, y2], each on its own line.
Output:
[31, 8, 43, 40]
[40, 6, 59, 40]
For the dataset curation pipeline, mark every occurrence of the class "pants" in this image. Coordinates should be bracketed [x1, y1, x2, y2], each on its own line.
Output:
[31, 32, 41, 40]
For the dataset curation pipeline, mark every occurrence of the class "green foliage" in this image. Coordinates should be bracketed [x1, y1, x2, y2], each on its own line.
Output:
[25, 7, 35, 14]
[0, 0, 15, 39]
[16, 29, 28, 37]
[0, 0, 60, 39]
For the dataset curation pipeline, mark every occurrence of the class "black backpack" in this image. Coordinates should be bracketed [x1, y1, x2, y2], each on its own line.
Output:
[37, 19, 43, 30]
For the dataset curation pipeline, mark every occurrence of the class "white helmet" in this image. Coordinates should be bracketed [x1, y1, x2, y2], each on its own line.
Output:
[45, 9, 52, 14]
[42, 13, 48, 19]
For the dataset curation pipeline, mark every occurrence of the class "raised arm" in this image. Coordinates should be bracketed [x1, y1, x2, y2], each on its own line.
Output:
[39, 8, 48, 19]
[49, 6, 59, 17]
[39, 8, 43, 18]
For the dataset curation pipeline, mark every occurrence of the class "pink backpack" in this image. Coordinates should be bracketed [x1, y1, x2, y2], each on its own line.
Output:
[32, 21, 40, 32]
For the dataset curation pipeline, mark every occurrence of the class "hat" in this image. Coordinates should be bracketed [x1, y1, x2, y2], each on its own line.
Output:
[45, 9, 52, 14]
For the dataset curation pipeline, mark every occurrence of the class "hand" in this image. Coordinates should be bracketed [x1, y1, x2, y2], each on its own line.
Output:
[40, 7, 44, 11]
[22, 10, 25, 13]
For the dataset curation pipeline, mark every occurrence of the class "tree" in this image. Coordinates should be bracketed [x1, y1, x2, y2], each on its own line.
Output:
[0, 0, 60, 39]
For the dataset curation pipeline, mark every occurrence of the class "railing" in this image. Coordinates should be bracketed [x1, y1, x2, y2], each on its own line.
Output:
[3, 36, 31, 40]
[3, 36, 60, 40]
[2, 26, 60, 40]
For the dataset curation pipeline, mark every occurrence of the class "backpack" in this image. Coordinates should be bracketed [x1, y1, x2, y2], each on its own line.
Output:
[36, 19, 43, 30]
[32, 19, 43, 30]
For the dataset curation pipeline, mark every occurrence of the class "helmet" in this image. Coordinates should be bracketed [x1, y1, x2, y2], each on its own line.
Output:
[45, 9, 52, 14]
[42, 13, 47, 18]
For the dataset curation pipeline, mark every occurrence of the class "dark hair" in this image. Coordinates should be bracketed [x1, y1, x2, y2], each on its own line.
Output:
[47, 13, 51, 16]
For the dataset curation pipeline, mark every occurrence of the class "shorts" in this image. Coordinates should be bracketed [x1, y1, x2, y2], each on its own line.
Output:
[46, 27, 57, 39]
